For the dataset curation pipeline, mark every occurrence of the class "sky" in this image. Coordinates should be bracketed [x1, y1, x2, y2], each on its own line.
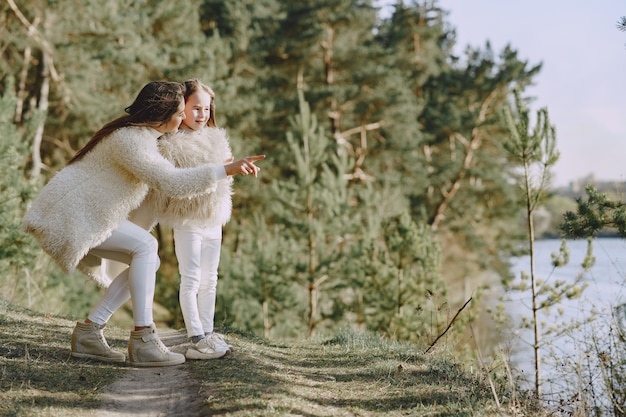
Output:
[379, 1, 626, 187]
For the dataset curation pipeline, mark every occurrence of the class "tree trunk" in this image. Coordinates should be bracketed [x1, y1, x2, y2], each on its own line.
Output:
[307, 281, 317, 337]
[29, 51, 50, 180]
[263, 298, 270, 338]
[525, 159, 541, 399]
[15, 43, 33, 123]
[397, 268, 403, 315]
[430, 89, 498, 230]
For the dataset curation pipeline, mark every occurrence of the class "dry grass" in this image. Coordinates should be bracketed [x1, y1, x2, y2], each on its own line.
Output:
[186, 329, 542, 416]
[0, 299, 546, 416]
[0, 299, 127, 417]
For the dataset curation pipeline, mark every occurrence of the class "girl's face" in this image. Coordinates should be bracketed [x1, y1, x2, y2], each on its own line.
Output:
[157, 99, 186, 133]
[182, 90, 212, 131]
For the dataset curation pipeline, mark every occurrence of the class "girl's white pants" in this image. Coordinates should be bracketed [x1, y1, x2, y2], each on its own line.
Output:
[87, 221, 160, 327]
[174, 224, 222, 338]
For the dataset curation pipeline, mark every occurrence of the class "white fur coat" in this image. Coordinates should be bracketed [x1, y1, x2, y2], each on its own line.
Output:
[22, 126, 221, 287]
[143, 127, 234, 228]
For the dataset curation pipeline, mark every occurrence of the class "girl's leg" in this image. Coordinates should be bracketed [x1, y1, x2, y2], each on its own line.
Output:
[197, 227, 231, 352]
[198, 234, 221, 334]
[174, 226, 204, 338]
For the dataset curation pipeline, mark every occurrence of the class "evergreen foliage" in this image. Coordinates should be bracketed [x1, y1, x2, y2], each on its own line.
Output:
[502, 86, 589, 398]
[359, 212, 444, 341]
[0, 78, 37, 270]
[268, 86, 358, 337]
[561, 185, 626, 239]
[221, 213, 301, 338]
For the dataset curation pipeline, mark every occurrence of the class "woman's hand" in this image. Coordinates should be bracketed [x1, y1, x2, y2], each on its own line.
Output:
[224, 155, 265, 177]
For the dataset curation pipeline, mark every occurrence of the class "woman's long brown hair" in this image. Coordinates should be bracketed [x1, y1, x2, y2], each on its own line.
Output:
[67, 81, 185, 165]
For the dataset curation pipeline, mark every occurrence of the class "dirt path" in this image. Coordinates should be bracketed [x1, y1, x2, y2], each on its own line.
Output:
[95, 329, 208, 417]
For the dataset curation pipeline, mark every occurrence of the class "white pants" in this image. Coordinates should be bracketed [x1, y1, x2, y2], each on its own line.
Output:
[174, 225, 222, 338]
[87, 221, 160, 327]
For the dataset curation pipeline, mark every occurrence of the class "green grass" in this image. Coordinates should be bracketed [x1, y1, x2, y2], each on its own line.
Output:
[0, 299, 546, 416]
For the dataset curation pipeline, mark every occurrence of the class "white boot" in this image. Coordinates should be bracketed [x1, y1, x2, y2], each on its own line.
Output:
[71, 321, 125, 363]
[128, 324, 185, 367]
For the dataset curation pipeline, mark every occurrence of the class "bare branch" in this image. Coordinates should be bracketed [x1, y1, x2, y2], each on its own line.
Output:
[339, 121, 385, 138]
[430, 88, 501, 230]
[424, 296, 472, 354]
[6, 0, 61, 83]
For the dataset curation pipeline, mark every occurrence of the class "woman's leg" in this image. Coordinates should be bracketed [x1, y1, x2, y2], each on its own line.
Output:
[79, 221, 184, 366]
[88, 221, 160, 327]
[86, 267, 130, 325]
[72, 221, 160, 363]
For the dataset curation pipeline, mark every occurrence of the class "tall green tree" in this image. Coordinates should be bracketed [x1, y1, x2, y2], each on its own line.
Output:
[359, 212, 443, 341]
[269, 86, 356, 337]
[197, 0, 281, 149]
[503, 87, 589, 398]
[220, 214, 301, 338]
[0, 78, 42, 305]
[3, 0, 212, 173]
[253, 0, 386, 173]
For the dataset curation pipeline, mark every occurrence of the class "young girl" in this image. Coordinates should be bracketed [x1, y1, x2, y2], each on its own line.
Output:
[135, 79, 263, 360]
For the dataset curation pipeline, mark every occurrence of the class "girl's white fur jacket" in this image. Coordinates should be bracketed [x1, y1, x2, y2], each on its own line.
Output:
[22, 126, 222, 288]
[142, 127, 234, 229]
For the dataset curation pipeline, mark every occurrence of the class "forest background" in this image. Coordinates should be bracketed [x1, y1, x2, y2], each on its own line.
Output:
[0, 0, 597, 356]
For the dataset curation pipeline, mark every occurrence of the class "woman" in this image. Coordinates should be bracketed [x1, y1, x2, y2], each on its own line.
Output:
[22, 81, 263, 367]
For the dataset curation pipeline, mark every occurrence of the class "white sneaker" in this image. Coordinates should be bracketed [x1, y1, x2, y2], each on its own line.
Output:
[186, 336, 228, 360]
[205, 332, 231, 351]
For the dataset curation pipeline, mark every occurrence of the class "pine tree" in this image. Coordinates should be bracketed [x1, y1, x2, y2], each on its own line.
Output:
[352, 212, 444, 341]
[0, 78, 40, 303]
[220, 213, 302, 338]
[503, 87, 588, 398]
[377, 3, 542, 309]
[561, 185, 626, 238]
[269, 85, 356, 337]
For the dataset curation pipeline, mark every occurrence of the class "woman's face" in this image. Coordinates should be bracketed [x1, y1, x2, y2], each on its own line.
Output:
[182, 90, 212, 131]
[156, 99, 186, 133]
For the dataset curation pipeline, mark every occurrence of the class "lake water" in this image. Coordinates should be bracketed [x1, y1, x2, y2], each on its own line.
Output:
[506, 237, 626, 394]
